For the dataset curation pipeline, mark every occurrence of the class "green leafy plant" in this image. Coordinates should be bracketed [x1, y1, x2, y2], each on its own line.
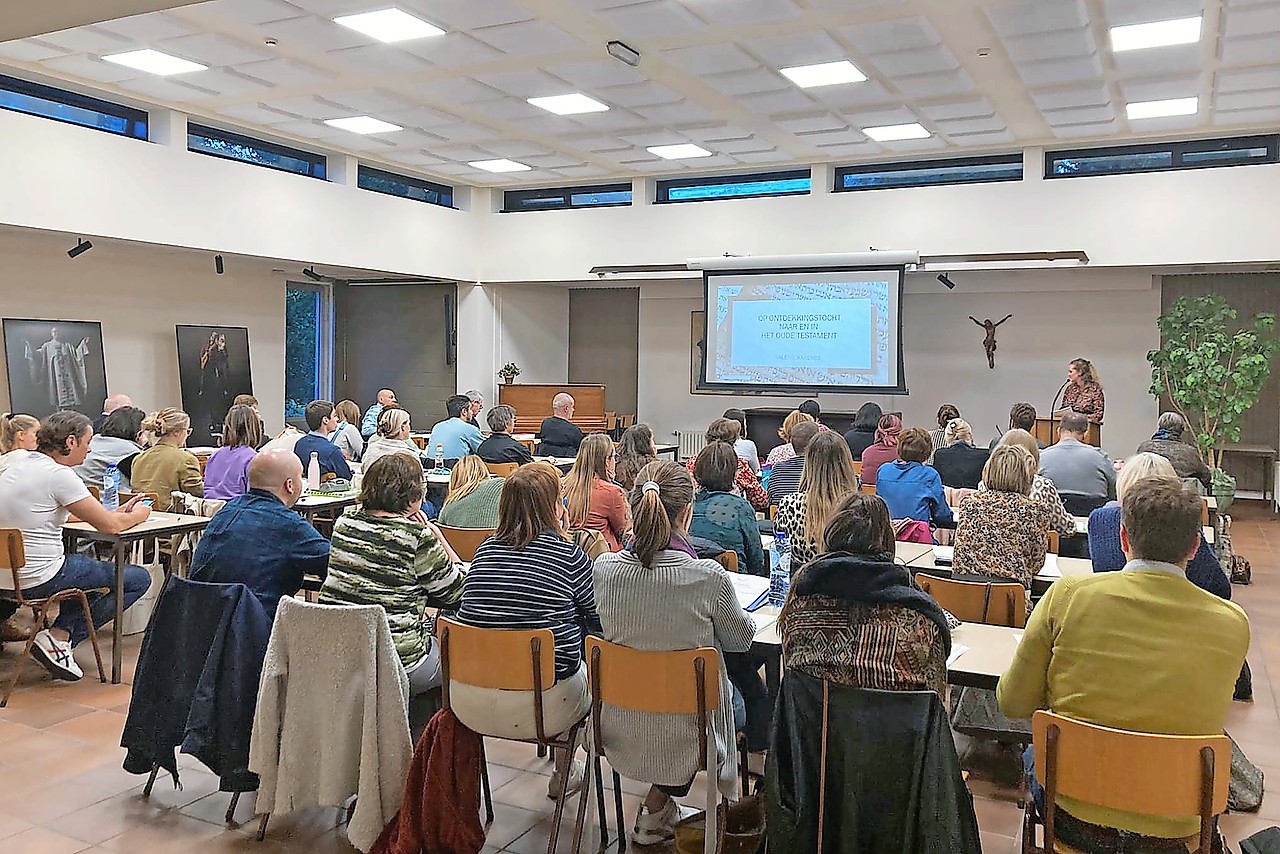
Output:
[497, 362, 522, 380]
[1148, 294, 1280, 469]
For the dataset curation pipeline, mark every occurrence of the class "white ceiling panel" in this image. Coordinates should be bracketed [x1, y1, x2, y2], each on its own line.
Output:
[212, 102, 301, 124]
[813, 141, 876, 157]
[1050, 119, 1123, 138]
[948, 129, 1016, 146]
[236, 57, 334, 86]
[321, 88, 416, 113]
[1101, 0, 1205, 27]
[407, 0, 534, 30]
[1220, 33, 1280, 65]
[482, 140, 556, 158]
[678, 123, 752, 141]
[593, 1, 708, 40]
[866, 48, 960, 78]
[37, 26, 134, 55]
[1212, 106, 1280, 125]
[1111, 43, 1202, 75]
[918, 98, 996, 121]
[184, 67, 274, 97]
[548, 58, 647, 88]
[877, 136, 948, 153]
[1030, 85, 1111, 110]
[103, 11, 200, 42]
[1224, 4, 1280, 38]
[683, 0, 802, 27]
[325, 44, 432, 75]
[429, 123, 502, 142]
[262, 94, 346, 118]
[1119, 77, 1198, 101]
[161, 32, 274, 66]
[661, 43, 759, 76]
[475, 69, 571, 98]
[702, 68, 787, 97]
[383, 149, 450, 166]
[117, 75, 217, 101]
[38, 54, 140, 83]
[200, 0, 306, 25]
[1001, 29, 1097, 64]
[1217, 67, 1280, 92]
[472, 20, 583, 55]
[0, 39, 70, 62]
[743, 31, 849, 68]
[1042, 104, 1118, 125]
[839, 17, 942, 55]
[984, 0, 1089, 38]
[632, 100, 715, 123]
[379, 104, 461, 127]
[414, 77, 504, 104]
[934, 115, 1006, 134]
[260, 15, 372, 52]
[737, 88, 817, 114]
[804, 80, 896, 108]
[773, 113, 847, 134]
[1215, 89, 1280, 110]
[894, 69, 976, 98]
[476, 97, 546, 121]
[841, 105, 929, 127]
[594, 80, 682, 107]
[1013, 55, 1104, 87]
[733, 149, 791, 163]
[551, 164, 614, 178]
[709, 135, 775, 153]
[397, 32, 504, 66]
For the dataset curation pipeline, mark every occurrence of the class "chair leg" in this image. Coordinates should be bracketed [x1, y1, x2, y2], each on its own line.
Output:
[479, 738, 494, 826]
[570, 743, 597, 854]
[612, 770, 626, 854]
[593, 755, 609, 853]
[142, 765, 160, 797]
[546, 741, 573, 854]
[225, 792, 241, 824]
[256, 812, 269, 841]
[75, 590, 108, 684]
[0, 608, 43, 708]
[737, 732, 749, 798]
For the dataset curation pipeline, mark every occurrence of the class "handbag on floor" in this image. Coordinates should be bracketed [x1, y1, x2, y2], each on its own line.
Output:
[674, 793, 765, 854]
[1229, 734, 1265, 813]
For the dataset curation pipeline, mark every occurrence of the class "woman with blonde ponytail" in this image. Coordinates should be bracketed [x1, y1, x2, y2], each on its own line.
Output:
[0, 413, 40, 477]
[592, 460, 755, 846]
[129, 407, 203, 511]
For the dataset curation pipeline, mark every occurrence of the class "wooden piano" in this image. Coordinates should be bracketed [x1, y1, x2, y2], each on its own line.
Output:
[497, 383, 607, 436]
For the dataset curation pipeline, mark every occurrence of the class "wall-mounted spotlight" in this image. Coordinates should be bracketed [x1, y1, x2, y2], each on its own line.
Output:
[214, 254, 224, 275]
[67, 239, 93, 259]
[303, 266, 323, 281]
[607, 40, 640, 67]
[937, 273, 956, 290]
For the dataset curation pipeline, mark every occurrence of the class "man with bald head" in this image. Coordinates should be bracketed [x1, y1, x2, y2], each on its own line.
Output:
[93, 393, 134, 433]
[361, 388, 397, 439]
[190, 448, 330, 617]
[537, 392, 585, 458]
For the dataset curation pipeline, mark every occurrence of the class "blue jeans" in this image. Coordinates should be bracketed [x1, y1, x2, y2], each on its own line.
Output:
[21, 554, 151, 647]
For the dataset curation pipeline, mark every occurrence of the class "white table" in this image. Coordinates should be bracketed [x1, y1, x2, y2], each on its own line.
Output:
[295, 490, 361, 521]
[1069, 517, 1214, 545]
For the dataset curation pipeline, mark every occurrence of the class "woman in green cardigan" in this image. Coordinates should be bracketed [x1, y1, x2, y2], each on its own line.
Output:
[437, 455, 506, 528]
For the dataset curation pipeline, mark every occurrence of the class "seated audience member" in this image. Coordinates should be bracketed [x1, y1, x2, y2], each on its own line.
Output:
[991, 402, 1046, 451]
[477, 405, 533, 465]
[292, 400, 353, 483]
[564, 434, 629, 551]
[932, 419, 991, 489]
[777, 432, 861, 565]
[362, 406, 425, 471]
[93, 393, 133, 433]
[438, 455, 505, 529]
[766, 421, 819, 506]
[130, 408, 203, 511]
[1038, 412, 1116, 506]
[259, 424, 302, 455]
[875, 427, 954, 527]
[331, 399, 365, 462]
[987, 430, 1075, 535]
[0, 411, 151, 680]
[360, 388, 396, 439]
[780, 492, 950, 697]
[689, 443, 767, 576]
[320, 453, 465, 697]
[614, 423, 657, 491]
[462, 389, 484, 425]
[798, 399, 824, 430]
[1088, 453, 1229, 599]
[454, 462, 598, 798]
[998, 477, 1249, 848]
[842, 402, 883, 461]
[593, 461, 754, 844]
[75, 407, 144, 491]
[233, 395, 267, 449]
[190, 449, 330, 618]
[0, 413, 40, 478]
[953, 444, 1049, 605]
[764, 409, 816, 468]
[427, 394, 484, 464]
[537, 393, 585, 458]
[722, 408, 760, 474]
[1137, 412, 1212, 492]
[928, 404, 960, 462]
[202, 404, 262, 501]
[858, 414, 902, 486]
[687, 418, 768, 511]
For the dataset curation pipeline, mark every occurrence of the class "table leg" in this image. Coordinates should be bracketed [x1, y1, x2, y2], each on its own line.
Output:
[112, 543, 126, 684]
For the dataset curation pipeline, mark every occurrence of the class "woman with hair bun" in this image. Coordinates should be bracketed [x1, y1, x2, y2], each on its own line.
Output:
[0, 413, 40, 477]
[129, 407, 203, 511]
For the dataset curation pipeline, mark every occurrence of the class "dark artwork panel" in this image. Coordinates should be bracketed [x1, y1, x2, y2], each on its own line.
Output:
[3, 318, 108, 419]
[176, 325, 253, 447]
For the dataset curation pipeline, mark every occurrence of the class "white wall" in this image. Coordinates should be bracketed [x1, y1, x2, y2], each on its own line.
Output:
[0, 229, 286, 433]
[455, 283, 569, 413]
[637, 270, 1160, 458]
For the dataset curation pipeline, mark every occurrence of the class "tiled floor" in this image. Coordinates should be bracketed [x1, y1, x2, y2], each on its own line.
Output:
[0, 502, 1276, 854]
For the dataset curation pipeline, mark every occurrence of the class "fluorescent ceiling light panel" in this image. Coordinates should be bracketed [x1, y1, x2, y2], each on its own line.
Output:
[102, 49, 206, 75]
[862, 122, 930, 141]
[470, 159, 532, 172]
[527, 93, 610, 115]
[1125, 97, 1198, 119]
[1110, 16, 1202, 52]
[647, 143, 712, 159]
[333, 8, 445, 42]
[324, 115, 403, 134]
[779, 60, 866, 88]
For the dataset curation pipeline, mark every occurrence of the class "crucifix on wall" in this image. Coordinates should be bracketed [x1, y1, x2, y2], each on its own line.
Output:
[969, 314, 1013, 369]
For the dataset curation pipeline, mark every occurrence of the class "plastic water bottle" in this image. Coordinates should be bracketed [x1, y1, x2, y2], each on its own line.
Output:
[102, 464, 120, 510]
[434, 443, 445, 473]
[769, 531, 791, 606]
[307, 452, 320, 491]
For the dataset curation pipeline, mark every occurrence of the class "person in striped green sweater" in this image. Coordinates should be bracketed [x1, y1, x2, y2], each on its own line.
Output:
[320, 453, 465, 695]
[437, 455, 505, 529]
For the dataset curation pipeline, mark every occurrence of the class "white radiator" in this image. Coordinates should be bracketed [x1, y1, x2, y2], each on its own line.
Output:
[675, 430, 706, 459]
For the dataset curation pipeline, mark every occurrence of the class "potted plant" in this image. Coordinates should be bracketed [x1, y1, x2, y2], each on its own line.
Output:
[1148, 294, 1279, 511]
[497, 362, 521, 385]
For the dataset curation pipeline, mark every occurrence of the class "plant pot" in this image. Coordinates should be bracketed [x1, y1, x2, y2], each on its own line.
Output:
[503, 376, 514, 385]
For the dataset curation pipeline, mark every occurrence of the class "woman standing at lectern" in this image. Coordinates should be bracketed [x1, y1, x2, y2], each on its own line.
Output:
[1063, 358, 1105, 423]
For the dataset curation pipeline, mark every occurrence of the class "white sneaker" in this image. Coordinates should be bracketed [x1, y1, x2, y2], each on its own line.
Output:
[632, 798, 699, 845]
[547, 760, 586, 800]
[30, 630, 83, 681]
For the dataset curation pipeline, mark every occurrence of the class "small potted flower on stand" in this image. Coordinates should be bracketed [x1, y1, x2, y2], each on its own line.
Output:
[498, 362, 521, 385]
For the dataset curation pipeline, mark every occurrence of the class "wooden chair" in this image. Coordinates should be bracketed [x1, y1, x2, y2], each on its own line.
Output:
[436, 525, 496, 562]
[485, 461, 520, 477]
[1047, 531, 1059, 555]
[1023, 711, 1230, 854]
[576, 638, 740, 854]
[853, 460, 863, 477]
[713, 551, 738, 573]
[411, 436, 427, 451]
[1200, 498, 1210, 526]
[438, 618, 591, 854]
[915, 574, 1027, 629]
[860, 482, 877, 495]
[520, 438, 537, 455]
[0, 529, 108, 707]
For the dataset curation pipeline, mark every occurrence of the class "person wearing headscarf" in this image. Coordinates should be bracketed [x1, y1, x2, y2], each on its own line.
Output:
[857, 413, 902, 486]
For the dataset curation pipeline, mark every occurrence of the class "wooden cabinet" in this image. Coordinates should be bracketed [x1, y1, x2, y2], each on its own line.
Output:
[498, 383, 607, 435]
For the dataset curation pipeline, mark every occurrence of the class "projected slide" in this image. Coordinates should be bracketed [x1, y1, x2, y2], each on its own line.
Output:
[702, 268, 904, 393]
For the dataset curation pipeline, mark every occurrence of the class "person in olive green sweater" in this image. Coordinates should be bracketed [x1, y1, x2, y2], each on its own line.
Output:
[998, 475, 1248, 847]
[128, 408, 203, 511]
[436, 455, 506, 529]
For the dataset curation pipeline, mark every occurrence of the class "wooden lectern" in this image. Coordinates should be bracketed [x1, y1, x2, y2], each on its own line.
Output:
[497, 383, 607, 435]
[1033, 416, 1101, 448]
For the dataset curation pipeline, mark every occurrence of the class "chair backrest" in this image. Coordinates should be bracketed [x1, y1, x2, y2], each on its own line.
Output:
[1034, 711, 1230, 853]
[915, 574, 1027, 628]
[435, 525, 496, 562]
[411, 436, 427, 451]
[0, 529, 27, 601]
[860, 482, 876, 495]
[713, 550, 738, 573]
[485, 461, 519, 477]
[1200, 498, 1209, 526]
[1060, 491, 1108, 517]
[852, 460, 863, 477]
[1046, 530, 1059, 555]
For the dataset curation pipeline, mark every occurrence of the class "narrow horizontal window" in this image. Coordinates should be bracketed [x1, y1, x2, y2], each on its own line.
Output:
[0, 72, 147, 139]
[656, 169, 811, 203]
[835, 154, 1022, 192]
[188, 123, 326, 179]
[357, 165, 453, 207]
[1046, 135, 1278, 178]
[503, 183, 632, 212]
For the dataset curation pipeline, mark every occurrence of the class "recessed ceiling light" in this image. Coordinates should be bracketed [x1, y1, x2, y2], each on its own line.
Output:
[862, 122, 930, 142]
[1110, 16, 1202, 52]
[1126, 97, 1198, 120]
[527, 93, 610, 115]
[779, 60, 866, 89]
[647, 143, 712, 159]
[101, 49, 206, 76]
[333, 8, 445, 43]
[323, 115, 403, 134]
[470, 159, 532, 173]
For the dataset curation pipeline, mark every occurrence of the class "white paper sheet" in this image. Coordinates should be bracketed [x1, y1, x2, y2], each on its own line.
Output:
[946, 644, 969, 666]
[932, 545, 954, 564]
[729, 573, 772, 612]
[1039, 553, 1061, 578]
